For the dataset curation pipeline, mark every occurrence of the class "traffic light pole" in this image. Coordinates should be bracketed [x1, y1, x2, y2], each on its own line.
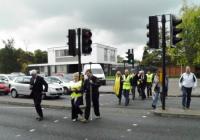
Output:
[131, 49, 134, 68]
[77, 28, 82, 79]
[161, 15, 166, 110]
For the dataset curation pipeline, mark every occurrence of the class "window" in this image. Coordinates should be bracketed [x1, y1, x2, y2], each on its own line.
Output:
[15, 77, 24, 83]
[23, 77, 31, 84]
[104, 48, 108, 61]
[55, 49, 68, 57]
[110, 50, 116, 62]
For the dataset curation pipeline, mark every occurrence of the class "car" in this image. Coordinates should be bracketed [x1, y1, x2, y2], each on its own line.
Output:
[47, 76, 73, 94]
[0, 74, 18, 88]
[0, 80, 10, 95]
[10, 76, 63, 99]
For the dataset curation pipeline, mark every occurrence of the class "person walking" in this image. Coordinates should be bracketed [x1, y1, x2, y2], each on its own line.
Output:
[122, 69, 132, 106]
[83, 69, 101, 122]
[130, 70, 138, 100]
[113, 71, 123, 105]
[138, 70, 147, 100]
[152, 71, 161, 109]
[146, 70, 154, 98]
[30, 70, 48, 121]
[179, 66, 197, 109]
[69, 72, 84, 122]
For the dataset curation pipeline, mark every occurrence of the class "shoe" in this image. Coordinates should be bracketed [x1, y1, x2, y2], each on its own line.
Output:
[36, 117, 43, 121]
[152, 104, 156, 109]
[95, 116, 101, 119]
[78, 114, 84, 121]
[80, 118, 89, 123]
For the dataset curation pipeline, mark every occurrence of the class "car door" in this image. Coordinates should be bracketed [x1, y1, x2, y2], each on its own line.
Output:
[22, 77, 31, 96]
[13, 77, 24, 94]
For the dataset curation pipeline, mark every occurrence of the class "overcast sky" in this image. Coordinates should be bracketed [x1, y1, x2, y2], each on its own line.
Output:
[0, 0, 199, 60]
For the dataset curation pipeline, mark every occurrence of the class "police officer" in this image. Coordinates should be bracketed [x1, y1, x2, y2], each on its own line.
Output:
[30, 70, 48, 121]
[146, 71, 154, 98]
[122, 69, 132, 106]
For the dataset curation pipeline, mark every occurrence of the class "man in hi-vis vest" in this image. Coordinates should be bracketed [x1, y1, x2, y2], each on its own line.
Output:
[122, 69, 132, 106]
[146, 71, 154, 98]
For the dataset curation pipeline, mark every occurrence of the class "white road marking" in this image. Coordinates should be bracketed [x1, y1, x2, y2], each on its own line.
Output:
[85, 138, 88, 140]
[54, 120, 59, 123]
[16, 134, 21, 137]
[142, 115, 147, 118]
[127, 129, 132, 132]
[132, 123, 138, 127]
[29, 129, 35, 132]
[120, 135, 125, 138]
[63, 116, 68, 119]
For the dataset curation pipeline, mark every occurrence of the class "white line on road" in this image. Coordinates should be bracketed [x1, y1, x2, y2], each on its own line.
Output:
[132, 123, 138, 127]
[16, 134, 21, 137]
[54, 120, 59, 123]
[142, 115, 147, 118]
[63, 116, 68, 119]
[29, 129, 35, 132]
[120, 135, 125, 138]
[126, 129, 132, 132]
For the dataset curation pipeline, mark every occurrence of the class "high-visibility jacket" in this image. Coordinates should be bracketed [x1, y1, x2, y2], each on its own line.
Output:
[70, 81, 82, 99]
[146, 73, 153, 83]
[123, 75, 131, 90]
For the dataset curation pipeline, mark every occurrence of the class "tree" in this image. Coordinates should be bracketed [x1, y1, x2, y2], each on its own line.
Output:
[117, 55, 124, 63]
[34, 49, 48, 64]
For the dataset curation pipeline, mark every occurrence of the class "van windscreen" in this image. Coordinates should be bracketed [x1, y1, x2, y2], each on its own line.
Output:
[92, 69, 104, 74]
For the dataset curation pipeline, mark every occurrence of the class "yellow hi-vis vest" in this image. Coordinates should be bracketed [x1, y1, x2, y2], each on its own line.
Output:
[146, 74, 153, 83]
[70, 81, 82, 99]
[123, 75, 131, 90]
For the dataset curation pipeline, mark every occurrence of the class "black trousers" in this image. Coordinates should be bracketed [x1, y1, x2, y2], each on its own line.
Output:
[146, 82, 152, 97]
[33, 93, 43, 118]
[140, 86, 146, 100]
[71, 97, 83, 120]
[85, 92, 100, 120]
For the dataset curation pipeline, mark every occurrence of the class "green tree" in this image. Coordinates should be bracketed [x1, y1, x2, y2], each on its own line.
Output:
[34, 49, 48, 64]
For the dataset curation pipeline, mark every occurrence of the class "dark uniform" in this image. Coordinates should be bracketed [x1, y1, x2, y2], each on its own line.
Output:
[30, 76, 48, 120]
[84, 75, 101, 120]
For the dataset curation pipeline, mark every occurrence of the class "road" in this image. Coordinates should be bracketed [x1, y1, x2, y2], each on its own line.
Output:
[0, 95, 200, 140]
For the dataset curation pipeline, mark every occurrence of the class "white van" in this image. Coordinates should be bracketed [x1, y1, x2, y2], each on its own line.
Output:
[83, 64, 106, 85]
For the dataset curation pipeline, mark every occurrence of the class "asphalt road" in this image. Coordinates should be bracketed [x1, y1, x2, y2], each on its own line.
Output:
[0, 95, 200, 140]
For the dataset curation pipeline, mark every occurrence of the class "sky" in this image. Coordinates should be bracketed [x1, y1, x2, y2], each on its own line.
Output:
[0, 0, 199, 60]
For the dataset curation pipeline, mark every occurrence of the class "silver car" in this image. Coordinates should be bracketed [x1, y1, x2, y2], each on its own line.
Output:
[10, 76, 63, 99]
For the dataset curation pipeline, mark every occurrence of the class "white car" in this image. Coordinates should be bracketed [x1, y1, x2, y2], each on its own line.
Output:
[0, 74, 18, 88]
[10, 76, 63, 99]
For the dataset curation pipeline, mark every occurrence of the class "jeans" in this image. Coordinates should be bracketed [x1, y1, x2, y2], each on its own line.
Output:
[131, 86, 136, 100]
[123, 89, 130, 106]
[152, 86, 160, 107]
[182, 86, 192, 108]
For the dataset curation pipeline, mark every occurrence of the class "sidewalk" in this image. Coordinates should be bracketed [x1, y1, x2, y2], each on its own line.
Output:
[153, 108, 200, 119]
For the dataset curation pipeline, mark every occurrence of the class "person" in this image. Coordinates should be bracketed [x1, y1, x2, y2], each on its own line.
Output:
[30, 70, 48, 121]
[179, 66, 197, 109]
[122, 69, 132, 106]
[69, 72, 84, 122]
[130, 70, 138, 100]
[113, 71, 123, 105]
[83, 69, 101, 122]
[138, 70, 147, 100]
[152, 71, 161, 109]
[146, 70, 154, 98]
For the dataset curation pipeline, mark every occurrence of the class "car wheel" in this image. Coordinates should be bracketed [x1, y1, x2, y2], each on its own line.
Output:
[11, 90, 18, 98]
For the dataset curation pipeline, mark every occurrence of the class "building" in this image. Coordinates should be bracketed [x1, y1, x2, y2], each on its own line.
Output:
[28, 43, 117, 76]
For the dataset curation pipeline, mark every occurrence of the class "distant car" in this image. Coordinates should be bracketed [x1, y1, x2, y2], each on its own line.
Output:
[10, 72, 26, 76]
[0, 80, 10, 95]
[0, 74, 18, 88]
[47, 76, 72, 94]
[10, 76, 63, 99]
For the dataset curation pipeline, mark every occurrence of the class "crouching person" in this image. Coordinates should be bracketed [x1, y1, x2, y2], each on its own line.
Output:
[152, 71, 161, 109]
[69, 72, 84, 122]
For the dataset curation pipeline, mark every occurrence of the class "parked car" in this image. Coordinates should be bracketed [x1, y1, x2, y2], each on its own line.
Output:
[0, 74, 18, 88]
[47, 76, 73, 94]
[10, 76, 63, 99]
[0, 80, 10, 95]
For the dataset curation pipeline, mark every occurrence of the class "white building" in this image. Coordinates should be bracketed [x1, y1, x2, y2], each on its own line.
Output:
[28, 43, 117, 76]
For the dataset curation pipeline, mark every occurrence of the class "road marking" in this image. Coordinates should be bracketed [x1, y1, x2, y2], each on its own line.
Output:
[54, 120, 59, 123]
[127, 129, 132, 132]
[132, 123, 138, 127]
[142, 115, 147, 118]
[63, 116, 68, 119]
[84, 138, 88, 140]
[120, 135, 125, 138]
[29, 129, 35, 132]
[16, 134, 21, 137]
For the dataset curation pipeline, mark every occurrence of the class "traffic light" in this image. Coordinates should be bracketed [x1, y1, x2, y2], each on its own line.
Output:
[170, 14, 183, 46]
[82, 29, 92, 54]
[126, 49, 133, 64]
[146, 16, 159, 49]
[68, 29, 76, 56]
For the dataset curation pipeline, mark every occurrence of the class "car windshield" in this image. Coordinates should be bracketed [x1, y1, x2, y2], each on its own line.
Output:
[44, 78, 52, 84]
[91, 69, 104, 74]
[59, 77, 70, 83]
[8, 76, 18, 81]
